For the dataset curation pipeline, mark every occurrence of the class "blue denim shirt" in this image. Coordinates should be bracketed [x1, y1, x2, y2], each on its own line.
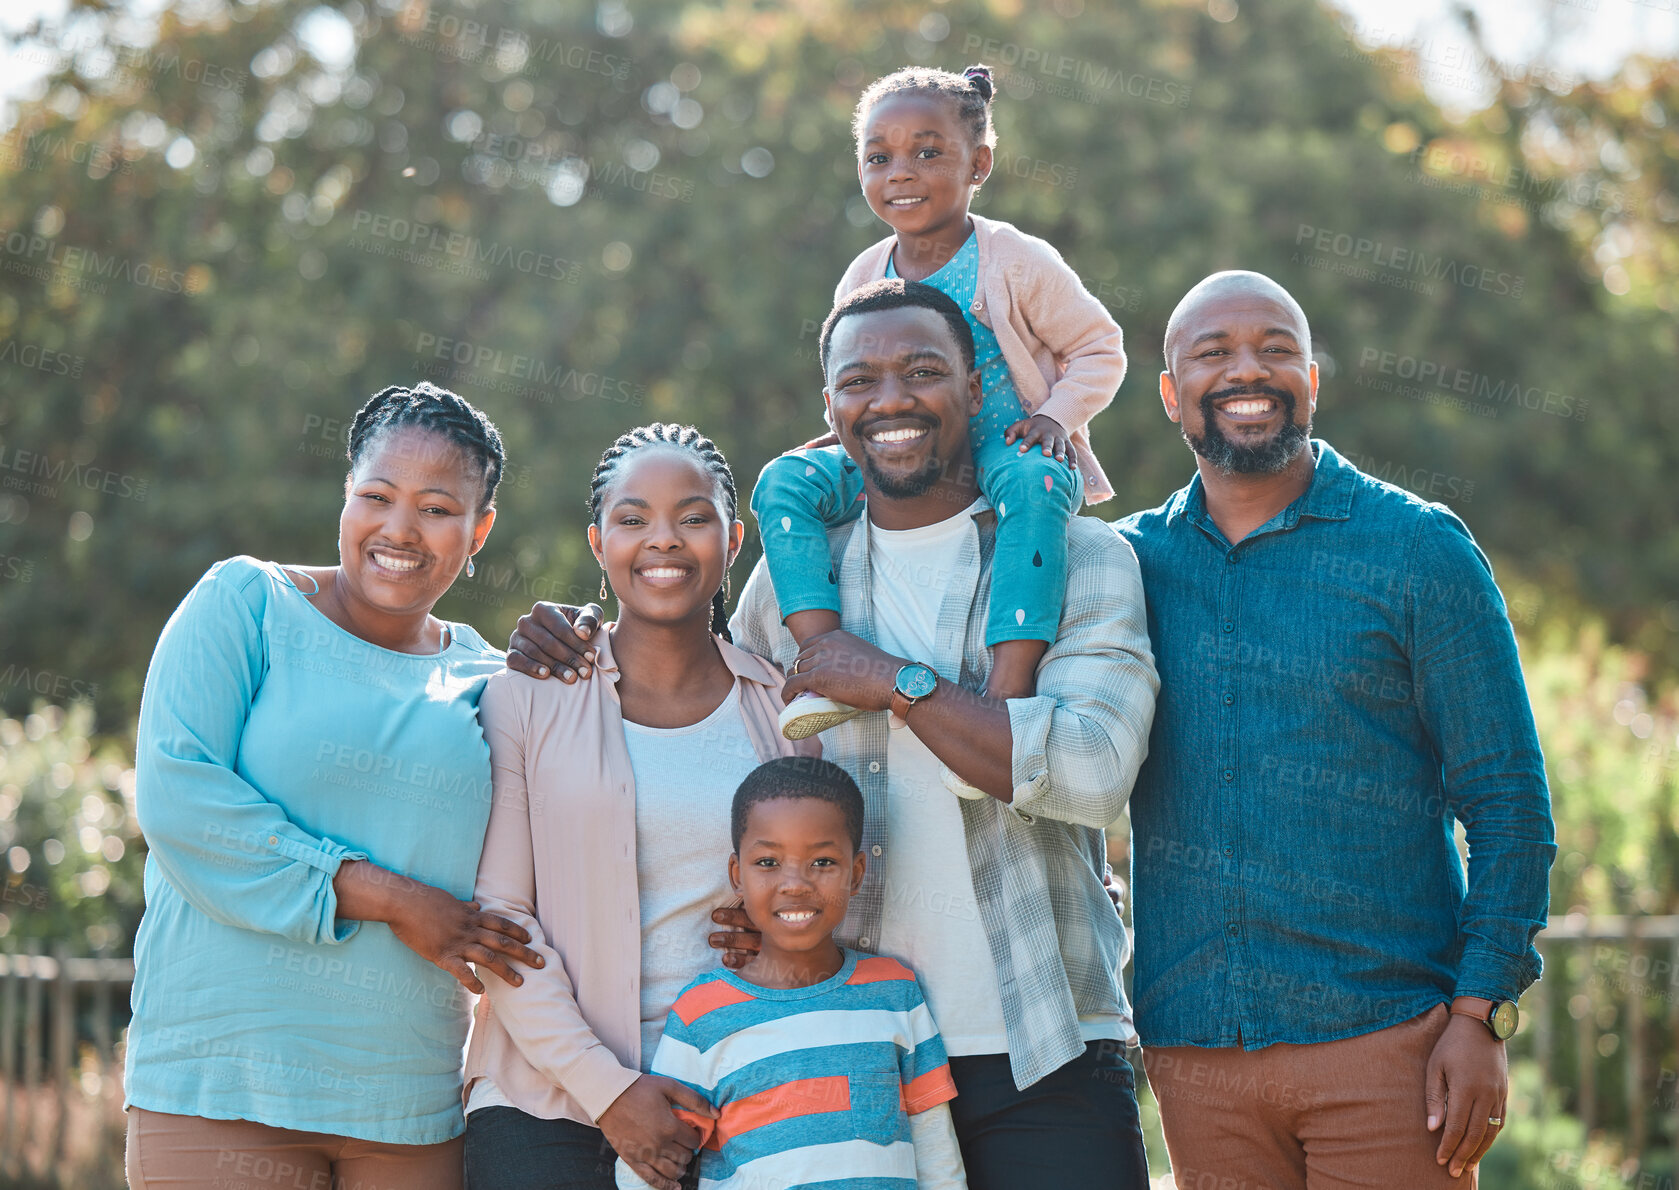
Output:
[1115, 441, 1555, 1049]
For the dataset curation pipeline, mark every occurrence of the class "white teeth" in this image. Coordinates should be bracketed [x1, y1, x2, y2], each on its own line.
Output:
[1223, 399, 1274, 415]
[888, 197, 924, 206]
[776, 909, 817, 922]
[639, 567, 687, 579]
[869, 427, 927, 444]
[372, 552, 421, 572]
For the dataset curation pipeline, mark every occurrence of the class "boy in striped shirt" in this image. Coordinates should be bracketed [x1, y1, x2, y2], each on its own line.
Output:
[615, 756, 967, 1190]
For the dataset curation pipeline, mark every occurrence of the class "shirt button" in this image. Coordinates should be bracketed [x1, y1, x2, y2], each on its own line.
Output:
[871, 845, 882, 857]
[1222, 693, 1234, 706]
[868, 761, 881, 773]
[1222, 769, 1234, 782]
[1222, 621, 1234, 633]
[1227, 923, 1240, 936]
[1227, 554, 1238, 564]
[1223, 844, 1234, 857]
[268, 836, 278, 846]
[859, 936, 871, 949]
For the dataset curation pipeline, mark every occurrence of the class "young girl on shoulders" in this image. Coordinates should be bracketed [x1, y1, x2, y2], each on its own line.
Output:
[755, 64, 1128, 780]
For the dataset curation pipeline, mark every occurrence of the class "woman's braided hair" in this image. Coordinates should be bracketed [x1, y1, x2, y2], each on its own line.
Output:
[587, 422, 739, 642]
[346, 381, 505, 511]
[851, 63, 997, 151]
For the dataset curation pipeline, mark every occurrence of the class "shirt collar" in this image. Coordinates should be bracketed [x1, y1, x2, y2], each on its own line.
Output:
[1164, 439, 1353, 528]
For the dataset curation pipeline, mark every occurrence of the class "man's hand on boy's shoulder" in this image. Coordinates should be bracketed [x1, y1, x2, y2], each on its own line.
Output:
[709, 904, 760, 969]
[507, 601, 604, 681]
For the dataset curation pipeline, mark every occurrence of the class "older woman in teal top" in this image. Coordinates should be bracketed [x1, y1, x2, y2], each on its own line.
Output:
[125, 383, 543, 1190]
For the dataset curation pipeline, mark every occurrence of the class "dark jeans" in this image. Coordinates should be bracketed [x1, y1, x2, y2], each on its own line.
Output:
[947, 1040, 1150, 1190]
[463, 1107, 619, 1190]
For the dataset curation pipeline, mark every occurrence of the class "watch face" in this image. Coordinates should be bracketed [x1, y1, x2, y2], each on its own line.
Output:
[1489, 1000, 1518, 1040]
[896, 664, 938, 700]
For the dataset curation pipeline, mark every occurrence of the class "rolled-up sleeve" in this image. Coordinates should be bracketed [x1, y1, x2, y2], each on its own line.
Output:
[1407, 509, 1556, 1001]
[135, 564, 366, 947]
[1010, 526, 1157, 825]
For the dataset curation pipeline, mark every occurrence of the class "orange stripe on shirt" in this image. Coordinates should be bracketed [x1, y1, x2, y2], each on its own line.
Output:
[670, 979, 756, 1026]
[710, 1076, 852, 1150]
[847, 956, 915, 985]
[901, 1065, 958, 1114]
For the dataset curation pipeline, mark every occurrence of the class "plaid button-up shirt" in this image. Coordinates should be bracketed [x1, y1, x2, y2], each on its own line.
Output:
[731, 501, 1158, 1089]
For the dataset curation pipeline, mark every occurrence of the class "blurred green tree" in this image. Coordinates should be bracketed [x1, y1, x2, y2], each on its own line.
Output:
[0, 0, 1672, 725]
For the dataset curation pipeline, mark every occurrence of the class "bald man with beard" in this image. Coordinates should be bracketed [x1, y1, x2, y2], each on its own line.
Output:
[1116, 271, 1556, 1188]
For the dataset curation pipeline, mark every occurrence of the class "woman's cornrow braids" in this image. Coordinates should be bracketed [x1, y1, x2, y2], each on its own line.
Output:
[346, 381, 506, 511]
[851, 63, 996, 150]
[587, 423, 739, 642]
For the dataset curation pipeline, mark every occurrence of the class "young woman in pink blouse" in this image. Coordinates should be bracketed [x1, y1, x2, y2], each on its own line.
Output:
[463, 424, 816, 1190]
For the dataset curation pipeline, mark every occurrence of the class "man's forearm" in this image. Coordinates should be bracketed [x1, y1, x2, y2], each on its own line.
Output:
[906, 679, 1016, 801]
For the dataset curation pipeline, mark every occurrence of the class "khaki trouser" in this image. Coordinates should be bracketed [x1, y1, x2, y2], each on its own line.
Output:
[1143, 1004, 1477, 1190]
[126, 1106, 463, 1190]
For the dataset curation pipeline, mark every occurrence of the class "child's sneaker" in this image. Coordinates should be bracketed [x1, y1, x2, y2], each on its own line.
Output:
[940, 764, 989, 800]
[779, 692, 863, 740]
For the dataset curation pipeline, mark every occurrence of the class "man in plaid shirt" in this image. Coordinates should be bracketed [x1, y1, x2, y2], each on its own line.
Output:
[509, 280, 1157, 1188]
[732, 280, 1157, 1188]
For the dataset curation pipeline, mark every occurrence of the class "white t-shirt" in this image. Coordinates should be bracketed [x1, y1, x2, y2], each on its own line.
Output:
[869, 504, 1011, 1056]
[625, 685, 762, 1067]
[467, 685, 759, 1115]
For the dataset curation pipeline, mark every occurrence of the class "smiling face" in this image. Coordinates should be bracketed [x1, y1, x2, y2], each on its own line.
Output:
[589, 446, 743, 631]
[824, 305, 983, 523]
[858, 92, 990, 249]
[337, 425, 494, 620]
[1162, 284, 1319, 475]
[729, 796, 864, 973]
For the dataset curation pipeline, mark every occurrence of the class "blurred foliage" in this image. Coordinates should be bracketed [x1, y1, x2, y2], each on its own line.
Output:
[0, 0, 1672, 724]
[1480, 1060, 1636, 1190]
[1530, 620, 1679, 919]
[0, 702, 144, 952]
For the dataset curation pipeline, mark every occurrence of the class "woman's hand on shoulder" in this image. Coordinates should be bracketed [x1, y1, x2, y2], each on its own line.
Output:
[507, 601, 604, 682]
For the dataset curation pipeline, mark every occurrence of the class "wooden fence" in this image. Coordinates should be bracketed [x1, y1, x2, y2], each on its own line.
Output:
[2, 918, 1676, 1186]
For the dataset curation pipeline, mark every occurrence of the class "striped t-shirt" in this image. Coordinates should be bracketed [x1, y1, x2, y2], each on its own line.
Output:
[645, 949, 957, 1190]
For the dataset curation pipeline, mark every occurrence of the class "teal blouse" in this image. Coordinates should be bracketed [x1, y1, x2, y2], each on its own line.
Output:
[126, 556, 503, 1144]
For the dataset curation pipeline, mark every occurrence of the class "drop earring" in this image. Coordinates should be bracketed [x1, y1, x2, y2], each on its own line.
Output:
[599, 571, 608, 601]
[466, 557, 475, 578]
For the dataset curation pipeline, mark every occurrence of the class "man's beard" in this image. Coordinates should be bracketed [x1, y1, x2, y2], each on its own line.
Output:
[858, 420, 945, 499]
[1182, 385, 1310, 475]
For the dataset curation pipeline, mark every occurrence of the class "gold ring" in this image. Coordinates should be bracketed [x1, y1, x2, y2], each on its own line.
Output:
[1487, 1117, 1503, 1126]
[792, 658, 802, 675]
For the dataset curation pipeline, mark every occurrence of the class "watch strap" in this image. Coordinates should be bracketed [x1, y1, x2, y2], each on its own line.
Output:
[889, 687, 915, 719]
